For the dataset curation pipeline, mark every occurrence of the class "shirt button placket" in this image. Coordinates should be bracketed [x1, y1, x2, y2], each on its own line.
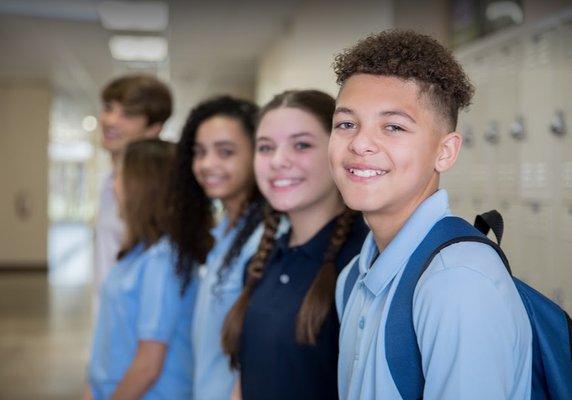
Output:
[353, 282, 367, 364]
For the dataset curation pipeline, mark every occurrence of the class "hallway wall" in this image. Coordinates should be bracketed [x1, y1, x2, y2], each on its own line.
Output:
[255, 0, 393, 103]
[0, 81, 50, 268]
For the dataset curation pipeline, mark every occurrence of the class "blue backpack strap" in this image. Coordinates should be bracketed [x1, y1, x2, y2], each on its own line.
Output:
[385, 216, 504, 400]
[342, 256, 360, 311]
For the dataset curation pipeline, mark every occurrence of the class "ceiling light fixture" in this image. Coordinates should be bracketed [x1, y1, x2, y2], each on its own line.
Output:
[109, 35, 168, 62]
[486, 1, 524, 25]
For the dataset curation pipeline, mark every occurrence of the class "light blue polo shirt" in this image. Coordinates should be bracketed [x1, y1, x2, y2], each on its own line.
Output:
[89, 237, 196, 400]
[191, 217, 264, 400]
[336, 189, 532, 400]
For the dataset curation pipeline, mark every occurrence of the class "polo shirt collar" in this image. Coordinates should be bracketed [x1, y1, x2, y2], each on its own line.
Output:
[117, 242, 146, 267]
[360, 189, 451, 296]
[211, 217, 230, 241]
[274, 216, 338, 262]
[207, 217, 243, 263]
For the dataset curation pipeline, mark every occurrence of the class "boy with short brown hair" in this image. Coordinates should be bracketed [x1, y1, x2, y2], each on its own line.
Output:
[95, 74, 172, 296]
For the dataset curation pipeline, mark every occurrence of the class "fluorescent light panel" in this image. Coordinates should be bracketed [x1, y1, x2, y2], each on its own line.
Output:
[109, 35, 168, 62]
[98, 0, 169, 31]
[486, 1, 524, 24]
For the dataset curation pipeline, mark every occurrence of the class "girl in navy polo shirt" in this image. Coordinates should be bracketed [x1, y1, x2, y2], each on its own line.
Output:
[222, 90, 368, 400]
[171, 96, 269, 400]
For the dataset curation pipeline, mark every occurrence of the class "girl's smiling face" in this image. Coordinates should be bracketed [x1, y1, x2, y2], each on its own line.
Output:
[192, 115, 255, 205]
[254, 107, 339, 215]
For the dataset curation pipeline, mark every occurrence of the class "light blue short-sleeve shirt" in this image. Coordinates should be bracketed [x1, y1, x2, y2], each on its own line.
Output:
[89, 237, 196, 400]
[336, 189, 532, 400]
[191, 217, 264, 400]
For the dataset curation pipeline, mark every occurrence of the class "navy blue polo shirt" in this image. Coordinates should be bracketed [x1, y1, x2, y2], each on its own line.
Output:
[239, 214, 368, 400]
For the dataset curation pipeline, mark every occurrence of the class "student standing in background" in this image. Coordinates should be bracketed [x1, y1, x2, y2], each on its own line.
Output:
[222, 90, 368, 400]
[88, 139, 207, 400]
[94, 74, 172, 303]
[172, 96, 267, 400]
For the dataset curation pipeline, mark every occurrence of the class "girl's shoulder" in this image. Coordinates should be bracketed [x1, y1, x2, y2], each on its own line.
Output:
[139, 236, 177, 267]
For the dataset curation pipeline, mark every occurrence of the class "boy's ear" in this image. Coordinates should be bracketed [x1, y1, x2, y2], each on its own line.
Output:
[435, 131, 462, 173]
[145, 122, 163, 138]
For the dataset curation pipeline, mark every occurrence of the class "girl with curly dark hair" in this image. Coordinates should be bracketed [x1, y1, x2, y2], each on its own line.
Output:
[221, 90, 368, 400]
[173, 95, 267, 400]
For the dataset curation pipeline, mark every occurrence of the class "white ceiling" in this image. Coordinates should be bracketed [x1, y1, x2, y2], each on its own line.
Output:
[0, 0, 300, 138]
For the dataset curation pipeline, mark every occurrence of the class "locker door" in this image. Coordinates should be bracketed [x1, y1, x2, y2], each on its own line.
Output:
[467, 53, 489, 217]
[447, 54, 478, 220]
[555, 203, 572, 312]
[487, 41, 525, 270]
[518, 29, 560, 295]
[553, 22, 572, 313]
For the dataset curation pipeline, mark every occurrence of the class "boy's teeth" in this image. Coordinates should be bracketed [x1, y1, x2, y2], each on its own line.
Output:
[349, 168, 384, 177]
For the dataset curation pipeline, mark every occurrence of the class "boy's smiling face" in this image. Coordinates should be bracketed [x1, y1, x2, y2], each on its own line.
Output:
[329, 74, 461, 220]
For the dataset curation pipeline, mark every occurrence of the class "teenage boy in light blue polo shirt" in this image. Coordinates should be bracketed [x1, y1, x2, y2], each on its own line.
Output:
[328, 30, 532, 400]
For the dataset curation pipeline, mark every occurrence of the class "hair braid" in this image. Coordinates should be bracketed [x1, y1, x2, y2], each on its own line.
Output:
[295, 208, 359, 344]
[215, 193, 266, 290]
[221, 205, 281, 368]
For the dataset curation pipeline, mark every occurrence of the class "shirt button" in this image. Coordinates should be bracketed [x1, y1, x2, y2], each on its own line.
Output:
[279, 274, 290, 284]
[359, 317, 365, 330]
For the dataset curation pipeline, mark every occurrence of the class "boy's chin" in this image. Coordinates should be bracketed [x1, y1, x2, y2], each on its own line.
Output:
[339, 194, 378, 213]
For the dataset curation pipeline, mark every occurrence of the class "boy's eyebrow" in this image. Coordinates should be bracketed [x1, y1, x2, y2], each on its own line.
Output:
[256, 136, 272, 142]
[334, 107, 416, 124]
[334, 106, 354, 116]
[380, 110, 417, 124]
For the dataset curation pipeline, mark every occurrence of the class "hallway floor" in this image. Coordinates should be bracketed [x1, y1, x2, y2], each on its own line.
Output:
[0, 275, 92, 399]
[0, 222, 93, 399]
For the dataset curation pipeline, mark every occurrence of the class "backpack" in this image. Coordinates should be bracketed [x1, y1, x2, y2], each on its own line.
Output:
[342, 211, 572, 400]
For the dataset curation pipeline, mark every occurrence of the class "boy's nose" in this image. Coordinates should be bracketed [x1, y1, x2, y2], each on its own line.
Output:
[349, 129, 378, 156]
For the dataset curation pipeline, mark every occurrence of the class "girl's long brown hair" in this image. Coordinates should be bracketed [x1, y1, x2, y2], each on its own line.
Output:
[117, 138, 175, 259]
[221, 90, 359, 368]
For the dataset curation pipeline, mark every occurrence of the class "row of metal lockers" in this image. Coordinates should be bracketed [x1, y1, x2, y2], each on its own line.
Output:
[442, 15, 572, 313]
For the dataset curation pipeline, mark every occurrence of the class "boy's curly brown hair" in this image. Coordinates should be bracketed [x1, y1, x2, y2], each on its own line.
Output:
[333, 30, 474, 131]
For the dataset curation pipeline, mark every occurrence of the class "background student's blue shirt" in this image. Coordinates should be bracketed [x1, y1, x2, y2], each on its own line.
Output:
[191, 217, 264, 400]
[335, 190, 532, 400]
[240, 214, 368, 400]
[89, 237, 196, 400]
